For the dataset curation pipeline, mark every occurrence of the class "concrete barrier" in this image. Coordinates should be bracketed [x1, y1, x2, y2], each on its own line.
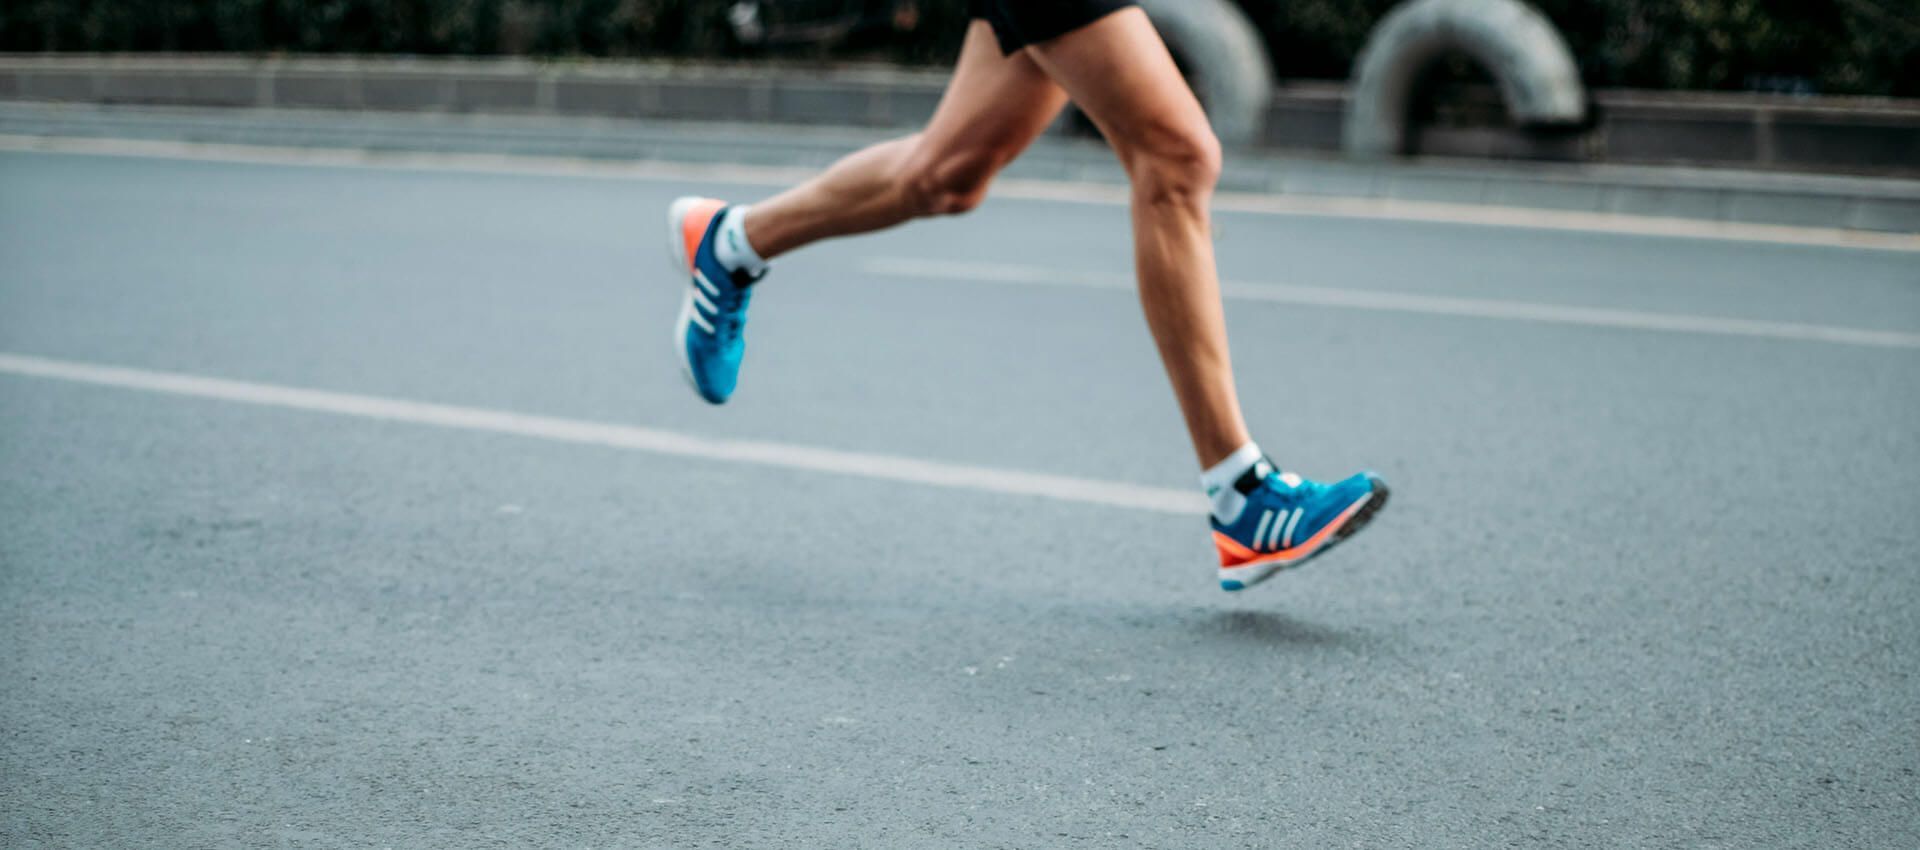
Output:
[1138, 0, 1273, 147]
[1345, 0, 1586, 158]
[1, 54, 1914, 176]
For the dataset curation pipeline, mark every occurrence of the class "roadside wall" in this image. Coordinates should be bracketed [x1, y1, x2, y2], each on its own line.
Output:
[2, 54, 1916, 176]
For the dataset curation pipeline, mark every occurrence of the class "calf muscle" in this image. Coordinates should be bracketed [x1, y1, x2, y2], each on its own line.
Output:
[1027, 8, 1249, 468]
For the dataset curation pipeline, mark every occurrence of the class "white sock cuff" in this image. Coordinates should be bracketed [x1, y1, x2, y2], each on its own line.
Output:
[714, 205, 768, 276]
[1201, 442, 1264, 525]
[1201, 442, 1265, 489]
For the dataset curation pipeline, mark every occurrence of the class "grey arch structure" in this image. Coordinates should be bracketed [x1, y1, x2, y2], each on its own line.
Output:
[1344, 0, 1586, 158]
[1139, 0, 1274, 147]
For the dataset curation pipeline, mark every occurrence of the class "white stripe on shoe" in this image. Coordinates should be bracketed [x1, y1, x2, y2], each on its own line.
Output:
[1281, 507, 1305, 550]
[1251, 509, 1275, 552]
[693, 268, 721, 297]
[685, 297, 715, 334]
[690, 286, 719, 316]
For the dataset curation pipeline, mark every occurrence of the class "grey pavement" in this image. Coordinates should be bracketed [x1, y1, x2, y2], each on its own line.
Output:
[2, 149, 1918, 847]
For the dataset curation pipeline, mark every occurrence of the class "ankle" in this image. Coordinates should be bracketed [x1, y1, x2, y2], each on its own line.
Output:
[713, 206, 769, 277]
[1200, 442, 1268, 524]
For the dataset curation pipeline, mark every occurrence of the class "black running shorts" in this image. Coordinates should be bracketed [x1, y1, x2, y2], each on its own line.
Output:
[966, 0, 1140, 55]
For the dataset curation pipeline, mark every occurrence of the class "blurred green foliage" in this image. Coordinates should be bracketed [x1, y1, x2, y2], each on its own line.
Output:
[1, 0, 1914, 96]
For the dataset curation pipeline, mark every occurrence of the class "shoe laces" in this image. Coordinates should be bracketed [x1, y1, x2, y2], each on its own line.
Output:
[1265, 470, 1311, 505]
[712, 287, 751, 342]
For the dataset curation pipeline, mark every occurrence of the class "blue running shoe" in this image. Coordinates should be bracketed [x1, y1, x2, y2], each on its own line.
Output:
[1212, 459, 1389, 591]
[667, 196, 761, 404]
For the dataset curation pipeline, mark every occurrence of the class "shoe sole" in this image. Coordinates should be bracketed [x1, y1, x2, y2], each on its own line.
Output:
[666, 196, 707, 398]
[1218, 475, 1391, 592]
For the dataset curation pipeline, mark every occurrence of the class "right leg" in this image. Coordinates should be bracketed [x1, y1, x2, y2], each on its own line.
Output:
[665, 21, 1064, 405]
[739, 21, 1069, 260]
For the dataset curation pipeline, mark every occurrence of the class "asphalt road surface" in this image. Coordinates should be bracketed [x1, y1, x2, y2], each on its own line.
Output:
[3, 148, 1918, 848]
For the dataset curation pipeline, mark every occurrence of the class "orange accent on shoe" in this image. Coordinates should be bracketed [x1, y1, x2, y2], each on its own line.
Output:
[679, 198, 728, 273]
[1216, 497, 1370, 570]
[1213, 531, 1257, 565]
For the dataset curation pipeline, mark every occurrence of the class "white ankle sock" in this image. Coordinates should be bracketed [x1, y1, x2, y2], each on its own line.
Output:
[1201, 442, 1269, 524]
[712, 205, 768, 277]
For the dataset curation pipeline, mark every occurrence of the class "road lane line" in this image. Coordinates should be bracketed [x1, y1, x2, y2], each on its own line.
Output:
[2, 134, 1916, 254]
[863, 258, 1920, 350]
[0, 352, 1206, 516]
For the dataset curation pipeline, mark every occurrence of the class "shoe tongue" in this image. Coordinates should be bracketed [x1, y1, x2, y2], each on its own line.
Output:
[1232, 457, 1278, 496]
[1278, 471, 1303, 488]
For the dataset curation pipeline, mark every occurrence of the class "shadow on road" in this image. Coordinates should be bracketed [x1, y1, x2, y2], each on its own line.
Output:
[1191, 608, 1364, 649]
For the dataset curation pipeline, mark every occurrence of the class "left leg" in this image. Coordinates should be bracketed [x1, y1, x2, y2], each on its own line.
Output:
[1024, 7, 1388, 590]
[1023, 7, 1248, 469]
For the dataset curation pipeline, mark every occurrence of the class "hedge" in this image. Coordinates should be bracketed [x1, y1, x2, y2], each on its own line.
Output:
[2, 0, 1914, 96]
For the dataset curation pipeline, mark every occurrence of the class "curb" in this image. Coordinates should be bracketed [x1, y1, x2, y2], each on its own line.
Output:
[3, 101, 1915, 235]
[0, 54, 951, 132]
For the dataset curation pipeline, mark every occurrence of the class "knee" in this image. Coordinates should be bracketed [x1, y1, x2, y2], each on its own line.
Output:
[899, 137, 1005, 217]
[1124, 125, 1222, 208]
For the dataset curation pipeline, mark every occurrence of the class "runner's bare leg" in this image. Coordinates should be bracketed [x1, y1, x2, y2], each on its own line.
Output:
[741, 23, 1069, 259]
[1025, 8, 1252, 468]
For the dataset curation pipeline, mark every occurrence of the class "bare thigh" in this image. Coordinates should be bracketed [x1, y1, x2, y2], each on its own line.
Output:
[741, 20, 1071, 256]
[1021, 8, 1215, 171]
[911, 20, 1072, 188]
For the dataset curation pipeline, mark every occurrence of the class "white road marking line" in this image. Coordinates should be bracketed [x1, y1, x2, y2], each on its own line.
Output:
[1202, 192, 1920, 254]
[0, 134, 825, 188]
[2, 134, 1915, 254]
[0, 352, 1206, 516]
[863, 258, 1920, 350]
